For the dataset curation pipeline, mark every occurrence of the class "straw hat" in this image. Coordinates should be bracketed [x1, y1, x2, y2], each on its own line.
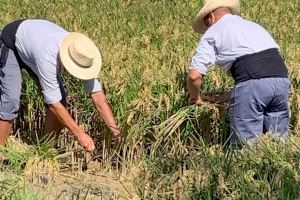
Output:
[59, 32, 102, 80]
[193, 0, 240, 34]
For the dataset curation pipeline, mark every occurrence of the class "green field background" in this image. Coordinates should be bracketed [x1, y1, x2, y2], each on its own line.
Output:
[0, 0, 299, 199]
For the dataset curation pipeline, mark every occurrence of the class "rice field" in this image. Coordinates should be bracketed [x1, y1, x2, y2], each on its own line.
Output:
[0, 0, 299, 199]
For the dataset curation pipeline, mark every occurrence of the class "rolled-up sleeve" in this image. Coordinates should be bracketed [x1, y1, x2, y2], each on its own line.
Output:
[35, 55, 63, 104]
[83, 78, 103, 93]
[42, 87, 62, 104]
[190, 32, 217, 75]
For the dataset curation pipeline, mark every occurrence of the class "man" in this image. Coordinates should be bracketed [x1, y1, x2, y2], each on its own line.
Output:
[0, 19, 122, 152]
[187, 0, 290, 145]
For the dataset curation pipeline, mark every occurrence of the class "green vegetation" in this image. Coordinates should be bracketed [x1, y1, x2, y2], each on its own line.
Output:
[0, 0, 299, 199]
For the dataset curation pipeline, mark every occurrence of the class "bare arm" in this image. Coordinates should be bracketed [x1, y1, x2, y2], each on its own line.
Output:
[90, 91, 122, 141]
[48, 102, 95, 152]
[187, 69, 203, 104]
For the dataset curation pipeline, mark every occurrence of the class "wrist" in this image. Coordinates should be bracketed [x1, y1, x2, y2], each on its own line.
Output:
[189, 95, 199, 100]
[71, 126, 85, 138]
[188, 95, 200, 103]
[110, 127, 121, 135]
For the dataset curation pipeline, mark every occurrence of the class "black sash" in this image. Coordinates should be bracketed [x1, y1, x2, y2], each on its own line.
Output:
[1, 19, 25, 50]
[0, 39, 9, 68]
[0, 19, 27, 69]
[230, 48, 288, 84]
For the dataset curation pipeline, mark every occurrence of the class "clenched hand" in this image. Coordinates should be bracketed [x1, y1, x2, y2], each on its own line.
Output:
[75, 133, 95, 152]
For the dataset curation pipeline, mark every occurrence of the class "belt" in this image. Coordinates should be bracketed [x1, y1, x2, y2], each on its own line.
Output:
[230, 48, 288, 84]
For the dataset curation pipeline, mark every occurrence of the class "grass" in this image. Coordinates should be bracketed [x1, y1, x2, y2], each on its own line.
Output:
[0, 0, 299, 199]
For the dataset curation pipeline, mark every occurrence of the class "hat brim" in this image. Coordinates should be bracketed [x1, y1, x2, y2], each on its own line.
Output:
[193, 0, 240, 34]
[59, 32, 102, 80]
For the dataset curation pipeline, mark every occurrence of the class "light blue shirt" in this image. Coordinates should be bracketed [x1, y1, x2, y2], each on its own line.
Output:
[190, 14, 279, 75]
[15, 19, 102, 104]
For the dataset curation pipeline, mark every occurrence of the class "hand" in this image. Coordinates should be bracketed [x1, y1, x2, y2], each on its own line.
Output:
[201, 94, 217, 103]
[75, 133, 95, 152]
[188, 95, 203, 105]
[201, 91, 231, 104]
[112, 129, 123, 144]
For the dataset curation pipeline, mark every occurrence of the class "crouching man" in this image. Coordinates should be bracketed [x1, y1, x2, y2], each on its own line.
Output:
[0, 19, 122, 152]
[187, 0, 290, 145]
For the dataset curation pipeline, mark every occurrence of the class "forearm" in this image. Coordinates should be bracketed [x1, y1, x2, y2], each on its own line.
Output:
[48, 102, 95, 152]
[48, 102, 84, 137]
[187, 70, 203, 101]
[187, 78, 201, 99]
[91, 91, 120, 135]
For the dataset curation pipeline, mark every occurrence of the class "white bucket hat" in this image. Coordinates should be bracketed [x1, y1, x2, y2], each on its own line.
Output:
[59, 32, 102, 80]
[193, 0, 240, 34]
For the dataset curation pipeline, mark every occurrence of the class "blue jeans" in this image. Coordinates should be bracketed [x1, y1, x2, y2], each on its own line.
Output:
[229, 78, 290, 144]
[0, 43, 22, 120]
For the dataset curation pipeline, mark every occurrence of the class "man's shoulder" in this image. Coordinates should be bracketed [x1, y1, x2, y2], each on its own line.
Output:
[205, 14, 239, 34]
[17, 19, 68, 51]
[213, 14, 269, 36]
[18, 19, 67, 36]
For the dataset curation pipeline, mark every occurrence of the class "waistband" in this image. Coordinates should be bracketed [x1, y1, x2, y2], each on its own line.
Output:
[0, 19, 26, 50]
[0, 19, 27, 69]
[230, 48, 288, 85]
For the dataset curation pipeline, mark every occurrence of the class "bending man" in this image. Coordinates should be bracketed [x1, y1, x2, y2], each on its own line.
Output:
[187, 0, 290, 145]
[0, 19, 122, 151]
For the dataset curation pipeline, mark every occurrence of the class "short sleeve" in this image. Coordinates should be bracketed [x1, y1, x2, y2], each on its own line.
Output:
[190, 31, 217, 75]
[35, 53, 62, 104]
[82, 78, 103, 93]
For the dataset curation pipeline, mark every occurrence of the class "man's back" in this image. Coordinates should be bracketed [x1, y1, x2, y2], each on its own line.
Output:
[196, 14, 280, 72]
[15, 19, 68, 69]
[210, 14, 279, 53]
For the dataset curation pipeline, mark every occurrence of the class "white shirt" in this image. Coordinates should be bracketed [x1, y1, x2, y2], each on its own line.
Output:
[15, 19, 102, 104]
[190, 14, 279, 75]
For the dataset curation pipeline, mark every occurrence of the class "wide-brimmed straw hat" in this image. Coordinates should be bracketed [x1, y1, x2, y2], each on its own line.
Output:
[59, 32, 102, 80]
[193, 0, 240, 34]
